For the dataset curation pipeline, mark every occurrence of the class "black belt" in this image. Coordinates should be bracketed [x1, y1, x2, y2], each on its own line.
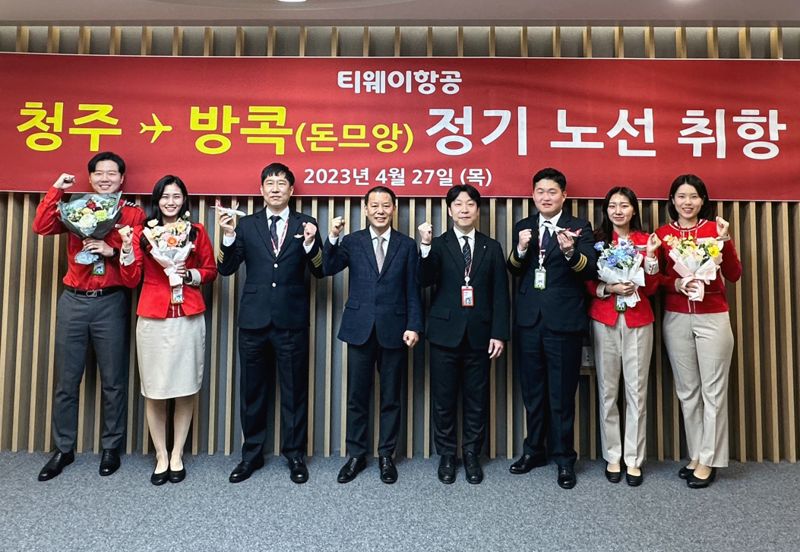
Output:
[64, 286, 124, 297]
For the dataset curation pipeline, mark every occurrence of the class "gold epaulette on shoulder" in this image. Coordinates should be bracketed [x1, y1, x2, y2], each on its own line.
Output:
[571, 253, 588, 272]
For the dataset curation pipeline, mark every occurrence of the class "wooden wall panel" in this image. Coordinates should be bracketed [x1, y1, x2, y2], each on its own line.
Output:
[0, 24, 797, 464]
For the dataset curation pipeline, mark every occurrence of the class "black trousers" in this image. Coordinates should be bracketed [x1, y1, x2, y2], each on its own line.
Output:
[53, 290, 130, 452]
[430, 337, 489, 456]
[345, 330, 405, 457]
[238, 325, 308, 461]
[516, 323, 583, 468]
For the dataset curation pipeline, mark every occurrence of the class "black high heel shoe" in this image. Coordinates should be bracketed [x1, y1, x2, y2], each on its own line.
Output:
[151, 468, 169, 486]
[687, 467, 716, 489]
[168, 464, 186, 483]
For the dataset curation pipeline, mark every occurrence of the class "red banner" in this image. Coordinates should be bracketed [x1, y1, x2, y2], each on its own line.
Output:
[1, 53, 798, 200]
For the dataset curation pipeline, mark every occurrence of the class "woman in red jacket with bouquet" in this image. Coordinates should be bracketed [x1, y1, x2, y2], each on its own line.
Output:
[588, 187, 660, 486]
[119, 175, 216, 485]
[656, 174, 741, 489]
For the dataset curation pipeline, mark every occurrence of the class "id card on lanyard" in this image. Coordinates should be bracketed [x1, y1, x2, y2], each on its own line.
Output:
[534, 247, 547, 290]
[461, 253, 474, 307]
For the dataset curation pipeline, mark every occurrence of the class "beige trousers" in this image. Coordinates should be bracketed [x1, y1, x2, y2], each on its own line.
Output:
[663, 311, 734, 467]
[592, 317, 653, 468]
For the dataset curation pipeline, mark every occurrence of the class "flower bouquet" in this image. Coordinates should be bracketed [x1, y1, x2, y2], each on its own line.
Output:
[663, 234, 722, 301]
[594, 238, 645, 312]
[142, 213, 194, 304]
[58, 192, 124, 264]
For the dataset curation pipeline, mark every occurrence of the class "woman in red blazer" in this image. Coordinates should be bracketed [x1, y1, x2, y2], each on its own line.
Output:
[655, 174, 741, 489]
[119, 175, 216, 485]
[588, 187, 660, 486]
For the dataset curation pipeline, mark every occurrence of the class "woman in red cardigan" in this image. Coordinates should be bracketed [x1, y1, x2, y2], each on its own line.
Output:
[588, 187, 660, 486]
[119, 175, 217, 485]
[656, 174, 741, 489]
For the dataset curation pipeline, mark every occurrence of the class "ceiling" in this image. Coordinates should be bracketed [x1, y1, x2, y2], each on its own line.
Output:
[1, 0, 799, 27]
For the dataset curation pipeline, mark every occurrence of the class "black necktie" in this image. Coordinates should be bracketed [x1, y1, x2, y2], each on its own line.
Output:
[269, 215, 280, 249]
[540, 223, 552, 250]
[462, 236, 471, 267]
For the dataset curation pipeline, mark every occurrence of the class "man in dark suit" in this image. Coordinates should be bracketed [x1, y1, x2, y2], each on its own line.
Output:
[324, 185, 423, 484]
[418, 184, 509, 485]
[217, 162, 324, 484]
[506, 167, 597, 489]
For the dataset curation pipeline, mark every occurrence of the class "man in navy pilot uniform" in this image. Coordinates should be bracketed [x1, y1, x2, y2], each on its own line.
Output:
[506, 167, 597, 489]
[217, 162, 324, 484]
[324, 185, 423, 484]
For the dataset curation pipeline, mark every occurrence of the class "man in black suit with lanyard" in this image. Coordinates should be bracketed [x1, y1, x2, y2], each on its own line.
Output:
[217, 162, 324, 484]
[324, 185, 423, 484]
[506, 167, 597, 489]
[418, 184, 509, 485]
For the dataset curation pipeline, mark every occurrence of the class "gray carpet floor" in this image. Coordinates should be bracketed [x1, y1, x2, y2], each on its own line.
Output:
[1, 452, 798, 551]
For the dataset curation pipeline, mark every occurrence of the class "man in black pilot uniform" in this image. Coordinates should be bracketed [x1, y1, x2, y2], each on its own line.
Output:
[506, 167, 597, 489]
[418, 184, 509, 485]
[217, 162, 324, 484]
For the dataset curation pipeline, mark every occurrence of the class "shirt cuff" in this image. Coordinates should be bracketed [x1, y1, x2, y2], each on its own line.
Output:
[516, 247, 527, 259]
[222, 233, 236, 247]
[187, 268, 201, 286]
[328, 234, 340, 245]
[596, 282, 609, 298]
[303, 241, 314, 254]
[420, 243, 431, 258]
[120, 248, 135, 266]
[644, 256, 659, 275]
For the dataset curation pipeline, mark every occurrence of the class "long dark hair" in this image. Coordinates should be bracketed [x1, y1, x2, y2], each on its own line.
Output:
[594, 186, 644, 243]
[667, 174, 714, 222]
[141, 175, 197, 250]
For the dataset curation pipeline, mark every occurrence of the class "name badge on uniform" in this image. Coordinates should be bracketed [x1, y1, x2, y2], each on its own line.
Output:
[534, 268, 547, 290]
[171, 285, 185, 304]
[461, 286, 474, 307]
[91, 258, 106, 276]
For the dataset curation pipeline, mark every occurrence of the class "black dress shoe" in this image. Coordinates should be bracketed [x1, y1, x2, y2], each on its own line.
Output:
[509, 453, 547, 474]
[557, 466, 576, 489]
[625, 469, 643, 487]
[687, 468, 716, 489]
[337, 456, 366, 484]
[229, 456, 264, 483]
[678, 465, 695, 480]
[288, 457, 309, 484]
[168, 468, 186, 483]
[437, 454, 456, 484]
[38, 450, 75, 481]
[379, 455, 398, 484]
[99, 449, 121, 476]
[463, 452, 483, 484]
[604, 467, 622, 483]
[151, 469, 169, 486]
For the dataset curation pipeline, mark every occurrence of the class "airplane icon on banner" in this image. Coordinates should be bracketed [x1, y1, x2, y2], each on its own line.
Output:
[139, 114, 173, 143]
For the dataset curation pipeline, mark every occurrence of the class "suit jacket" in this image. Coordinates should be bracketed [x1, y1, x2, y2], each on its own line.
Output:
[217, 208, 324, 330]
[420, 228, 510, 349]
[324, 228, 423, 349]
[120, 223, 217, 318]
[507, 211, 597, 333]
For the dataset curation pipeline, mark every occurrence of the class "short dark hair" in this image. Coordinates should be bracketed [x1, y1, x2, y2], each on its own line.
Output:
[88, 151, 126, 175]
[364, 185, 396, 204]
[445, 184, 481, 207]
[532, 167, 566, 191]
[594, 186, 645, 243]
[141, 175, 197, 250]
[260, 163, 294, 186]
[667, 174, 714, 221]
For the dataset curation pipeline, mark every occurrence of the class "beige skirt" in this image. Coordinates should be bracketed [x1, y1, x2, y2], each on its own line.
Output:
[136, 314, 205, 400]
